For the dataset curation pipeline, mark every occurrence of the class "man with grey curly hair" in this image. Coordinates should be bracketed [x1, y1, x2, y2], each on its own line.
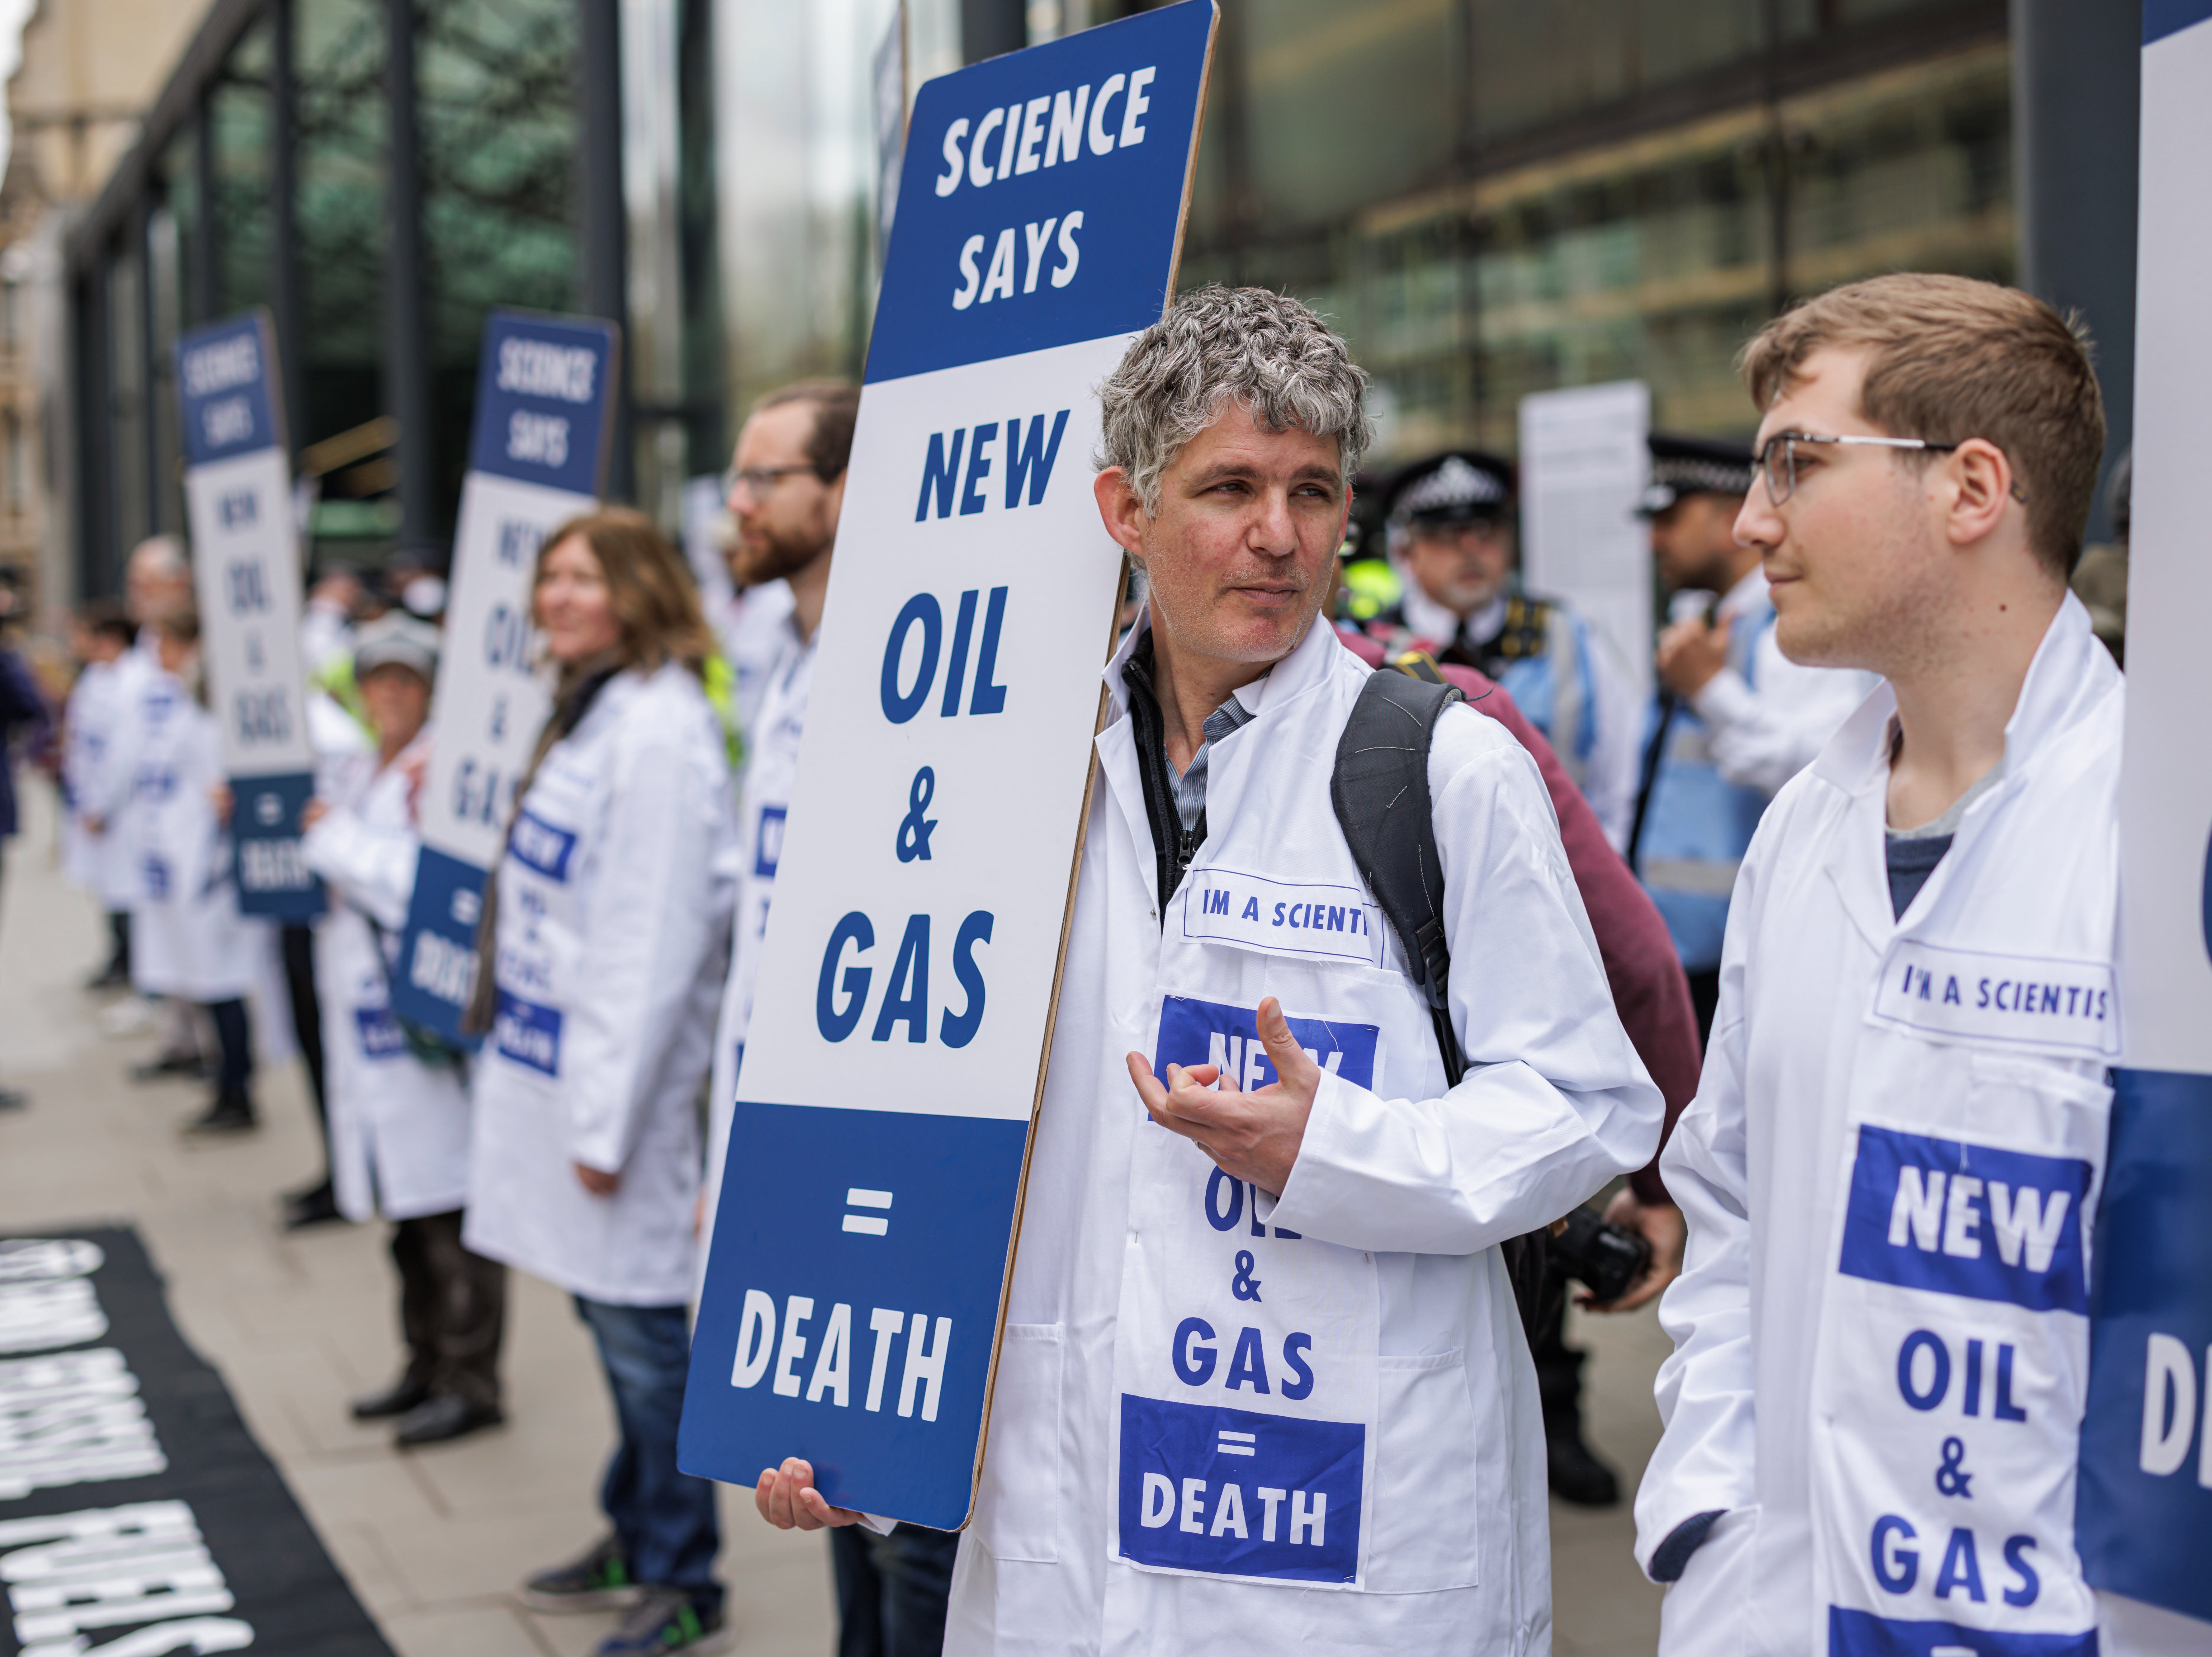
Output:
[755, 286, 1658, 1654]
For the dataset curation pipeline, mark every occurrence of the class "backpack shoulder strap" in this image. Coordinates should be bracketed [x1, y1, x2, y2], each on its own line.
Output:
[1334, 656, 1555, 1345]
[1330, 661, 1467, 1080]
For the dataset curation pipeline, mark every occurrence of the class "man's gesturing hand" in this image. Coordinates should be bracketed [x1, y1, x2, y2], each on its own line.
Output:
[1126, 996, 1317, 1197]
[755, 1456, 864, 1531]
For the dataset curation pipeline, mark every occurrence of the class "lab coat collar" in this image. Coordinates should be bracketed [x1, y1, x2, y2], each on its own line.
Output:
[1100, 603, 1343, 727]
[1808, 592, 2114, 949]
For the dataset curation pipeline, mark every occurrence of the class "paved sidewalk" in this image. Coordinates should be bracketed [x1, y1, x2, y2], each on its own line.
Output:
[1, 781, 1668, 1654]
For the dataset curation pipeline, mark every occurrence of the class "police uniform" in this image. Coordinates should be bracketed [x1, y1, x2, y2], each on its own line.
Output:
[1365, 452, 1641, 847]
[1631, 435, 1876, 1034]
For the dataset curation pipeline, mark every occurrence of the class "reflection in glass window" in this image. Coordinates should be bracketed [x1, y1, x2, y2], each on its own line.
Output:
[297, 0, 392, 535]
[420, 0, 580, 535]
[211, 19, 275, 318]
[713, 0, 899, 415]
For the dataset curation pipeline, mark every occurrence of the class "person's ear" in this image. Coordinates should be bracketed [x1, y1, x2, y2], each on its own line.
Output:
[1945, 438, 2013, 549]
[1093, 466, 1148, 562]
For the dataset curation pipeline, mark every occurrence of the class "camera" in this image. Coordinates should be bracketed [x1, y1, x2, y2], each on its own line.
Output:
[1546, 1204, 1652, 1306]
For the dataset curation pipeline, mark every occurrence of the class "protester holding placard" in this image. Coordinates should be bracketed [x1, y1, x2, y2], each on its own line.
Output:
[127, 611, 267, 1137]
[1635, 275, 2119, 1656]
[459, 511, 736, 1657]
[756, 287, 1660, 1654]
[1362, 450, 1643, 849]
[300, 614, 507, 1449]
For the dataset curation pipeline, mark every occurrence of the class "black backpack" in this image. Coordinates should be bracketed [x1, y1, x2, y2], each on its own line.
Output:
[1329, 657, 1553, 1343]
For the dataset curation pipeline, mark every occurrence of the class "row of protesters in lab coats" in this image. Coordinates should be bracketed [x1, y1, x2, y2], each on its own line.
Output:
[1630, 433, 1877, 1043]
[452, 510, 740, 1657]
[753, 286, 1668, 1657]
[1633, 274, 2141, 1655]
[297, 613, 509, 1451]
[122, 610, 276, 1134]
[56, 540, 334, 1183]
[1362, 450, 1643, 850]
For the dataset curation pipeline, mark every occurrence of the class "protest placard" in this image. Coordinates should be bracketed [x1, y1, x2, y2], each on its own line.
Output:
[2075, 4, 2212, 1633]
[388, 311, 621, 1040]
[680, 0, 1217, 1528]
[176, 310, 319, 920]
[1518, 380, 1653, 701]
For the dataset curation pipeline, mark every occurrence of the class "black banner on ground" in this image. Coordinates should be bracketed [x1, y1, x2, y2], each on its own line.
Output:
[0, 1226, 388, 1656]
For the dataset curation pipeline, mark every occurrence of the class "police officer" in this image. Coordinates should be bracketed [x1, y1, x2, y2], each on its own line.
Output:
[1633, 433, 1872, 1041]
[1366, 450, 1641, 846]
[755, 287, 1661, 1655]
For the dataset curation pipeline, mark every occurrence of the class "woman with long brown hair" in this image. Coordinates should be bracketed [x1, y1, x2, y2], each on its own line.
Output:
[459, 508, 735, 1656]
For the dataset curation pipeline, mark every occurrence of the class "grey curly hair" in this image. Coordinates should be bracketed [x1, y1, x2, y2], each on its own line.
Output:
[1096, 286, 1370, 513]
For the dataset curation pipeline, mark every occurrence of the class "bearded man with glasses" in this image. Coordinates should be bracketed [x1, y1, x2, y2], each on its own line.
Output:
[1633, 273, 2124, 1656]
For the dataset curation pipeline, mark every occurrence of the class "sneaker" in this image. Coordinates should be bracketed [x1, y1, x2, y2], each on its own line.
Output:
[519, 1534, 640, 1613]
[595, 1587, 722, 1656]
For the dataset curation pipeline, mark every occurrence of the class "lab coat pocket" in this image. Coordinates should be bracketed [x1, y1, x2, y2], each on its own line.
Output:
[978, 1322, 1062, 1563]
[1364, 1349, 1481, 1592]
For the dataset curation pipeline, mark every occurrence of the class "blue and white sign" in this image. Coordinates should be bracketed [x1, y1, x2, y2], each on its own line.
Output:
[390, 311, 621, 1039]
[2076, 5, 2212, 1638]
[177, 310, 320, 920]
[680, 1, 1218, 1528]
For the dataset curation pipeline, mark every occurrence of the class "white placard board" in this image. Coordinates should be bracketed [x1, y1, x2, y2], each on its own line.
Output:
[1518, 380, 1653, 701]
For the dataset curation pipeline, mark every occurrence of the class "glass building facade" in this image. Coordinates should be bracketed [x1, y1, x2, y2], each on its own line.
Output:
[59, 0, 2018, 595]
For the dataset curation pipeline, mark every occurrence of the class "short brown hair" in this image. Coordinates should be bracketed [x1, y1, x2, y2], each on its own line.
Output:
[1739, 273, 2105, 579]
[535, 507, 715, 678]
[754, 378, 860, 481]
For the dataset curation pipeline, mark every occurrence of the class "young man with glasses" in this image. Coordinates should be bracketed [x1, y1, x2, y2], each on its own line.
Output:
[1635, 274, 2121, 1655]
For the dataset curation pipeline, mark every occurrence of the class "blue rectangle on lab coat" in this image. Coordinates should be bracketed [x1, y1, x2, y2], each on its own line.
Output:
[1827, 1607, 2095, 1655]
[863, 0, 1214, 384]
[680, 1101, 1030, 1530]
[1118, 1393, 1363, 1583]
[1836, 1125, 2091, 1314]
[1152, 995, 1378, 1093]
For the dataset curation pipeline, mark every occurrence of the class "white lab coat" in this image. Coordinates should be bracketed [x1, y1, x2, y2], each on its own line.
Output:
[701, 619, 813, 1276]
[944, 614, 1661, 1655]
[126, 671, 264, 1003]
[302, 729, 473, 1224]
[60, 657, 123, 891]
[721, 580, 799, 762]
[1635, 596, 2121, 1655]
[1686, 570, 1879, 795]
[464, 662, 736, 1307]
[79, 643, 158, 909]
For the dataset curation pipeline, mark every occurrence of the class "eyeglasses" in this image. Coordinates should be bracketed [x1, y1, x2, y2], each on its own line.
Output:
[1754, 432, 1960, 506]
[721, 463, 815, 499]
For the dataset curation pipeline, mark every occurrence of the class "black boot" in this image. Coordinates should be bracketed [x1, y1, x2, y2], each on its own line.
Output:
[1536, 1323, 1620, 1507]
[393, 1393, 504, 1447]
[351, 1374, 434, 1420]
[282, 1181, 344, 1230]
[182, 1093, 257, 1137]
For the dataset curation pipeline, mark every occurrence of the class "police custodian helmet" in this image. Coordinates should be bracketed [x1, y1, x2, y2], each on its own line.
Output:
[1384, 450, 1516, 531]
[1639, 432, 1756, 517]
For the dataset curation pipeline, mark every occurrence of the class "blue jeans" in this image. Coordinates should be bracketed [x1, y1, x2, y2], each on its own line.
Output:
[831, 1523, 960, 1656]
[572, 1297, 721, 1610]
